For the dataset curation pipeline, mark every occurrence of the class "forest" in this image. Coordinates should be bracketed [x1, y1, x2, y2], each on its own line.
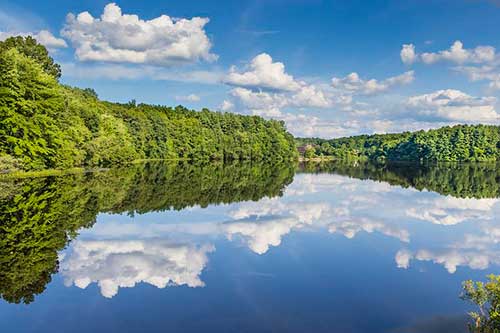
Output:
[297, 125, 500, 163]
[0, 36, 297, 172]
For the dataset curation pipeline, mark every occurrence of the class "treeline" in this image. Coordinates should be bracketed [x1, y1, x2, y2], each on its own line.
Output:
[299, 161, 500, 199]
[0, 36, 297, 172]
[0, 161, 294, 304]
[297, 125, 500, 162]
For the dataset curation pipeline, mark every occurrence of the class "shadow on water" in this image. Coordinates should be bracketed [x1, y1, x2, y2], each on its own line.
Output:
[0, 161, 294, 304]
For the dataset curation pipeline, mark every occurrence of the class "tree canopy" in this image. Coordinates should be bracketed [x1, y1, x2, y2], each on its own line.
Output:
[0, 36, 62, 79]
[296, 125, 500, 163]
[0, 38, 297, 172]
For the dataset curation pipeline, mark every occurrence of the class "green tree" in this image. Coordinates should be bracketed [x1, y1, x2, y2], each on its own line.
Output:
[0, 36, 61, 79]
[461, 275, 500, 332]
[0, 42, 297, 172]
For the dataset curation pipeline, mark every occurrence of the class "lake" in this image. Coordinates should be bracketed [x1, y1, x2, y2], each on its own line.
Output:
[1, 161, 499, 333]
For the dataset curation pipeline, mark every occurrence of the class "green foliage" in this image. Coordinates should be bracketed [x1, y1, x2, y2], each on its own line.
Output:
[0, 46, 297, 171]
[0, 154, 23, 173]
[304, 146, 316, 159]
[0, 49, 65, 170]
[0, 161, 294, 304]
[0, 36, 61, 79]
[296, 125, 500, 163]
[461, 275, 500, 332]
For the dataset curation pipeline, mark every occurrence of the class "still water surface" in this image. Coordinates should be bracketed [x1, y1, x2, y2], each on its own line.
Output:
[1, 162, 499, 332]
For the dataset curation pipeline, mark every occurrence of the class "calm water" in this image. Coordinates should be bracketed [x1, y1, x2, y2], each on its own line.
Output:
[1, 161, 499, 333]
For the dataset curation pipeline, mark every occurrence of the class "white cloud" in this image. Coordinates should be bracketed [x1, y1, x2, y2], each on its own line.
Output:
[61, 3, 217, 66]
[456, 64, 500, 91]
[421, 41, 495, 64]
[395, 249, 413, 269]
[331, 71, 414, 95]
[225, 199, 332, 254]
[60, 239, 214, 298]
[224, 53, 333, 119]
[290, 84, 331, 108]
[414, 249, 491, 274]
[175, 94, 200, 102]
[328, 218, 410, 242]
[404, 41, 500, 91]
[400, 44, 417, 65]
[0, 30, 67, 49]
[223, 217, 301, 255]
[229, 85, 331, 113]
[230, 87, 288, 112]
[401, 41, 496, 65]
[220, 100, 234, 111]
[406, 196, 498, 226]
[405, 89, 499, 123]
[224, 53, 301, 91]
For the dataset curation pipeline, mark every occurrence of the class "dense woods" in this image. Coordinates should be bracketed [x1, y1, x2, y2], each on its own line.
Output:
[0, 161, 294, 304]
[297, 125, 500, 163]
[0, 36, 297, 172]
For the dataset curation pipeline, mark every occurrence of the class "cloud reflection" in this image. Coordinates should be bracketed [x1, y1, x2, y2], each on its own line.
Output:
[60, 171, 500, 299]
[61, 239, 214, 298]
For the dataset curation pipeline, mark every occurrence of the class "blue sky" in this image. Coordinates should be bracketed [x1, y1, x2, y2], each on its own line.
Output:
[1, 0, 500, 137]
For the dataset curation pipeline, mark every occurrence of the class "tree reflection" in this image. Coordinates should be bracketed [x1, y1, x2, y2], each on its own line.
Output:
[0, 161, 294, 304]
[300, 161, 500, 199]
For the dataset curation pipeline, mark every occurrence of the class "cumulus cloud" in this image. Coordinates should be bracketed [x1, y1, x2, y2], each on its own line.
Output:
[332, 71, 414, 95]
[456, 64, 500, 91]
[223, 52, 423, 137]
[395, 249, 413, 269]
[405, 89, 499, 123]
[223, 217, 302, 254]
[0, 30, 67, 49]
[224, 53, 301, 91]
[394, 223, 500, 273]
[406, 197, 498, 226]
[414, 249, 491, 274]
[60, 239, 214, 298]
[328, 218, 410, 242]
[225, 199, 332, 254]
[229, 85, 330, 112]
[400, 44, 417, 65]
[401, 41, 500, 91]
[421, 41, 495, 64]
[61, 3, 217, 66]
[401, 41, 496, 65]
[223, 53, 333, 118]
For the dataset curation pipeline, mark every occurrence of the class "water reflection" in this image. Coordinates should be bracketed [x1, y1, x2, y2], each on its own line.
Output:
[0, 161, 294, 303]
[302, 161, 500, 199]
[61, 240, 214, 298]
[1, 160, 500, 307]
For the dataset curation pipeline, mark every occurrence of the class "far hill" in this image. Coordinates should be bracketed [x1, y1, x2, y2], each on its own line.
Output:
[296, 124, 500, 163]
